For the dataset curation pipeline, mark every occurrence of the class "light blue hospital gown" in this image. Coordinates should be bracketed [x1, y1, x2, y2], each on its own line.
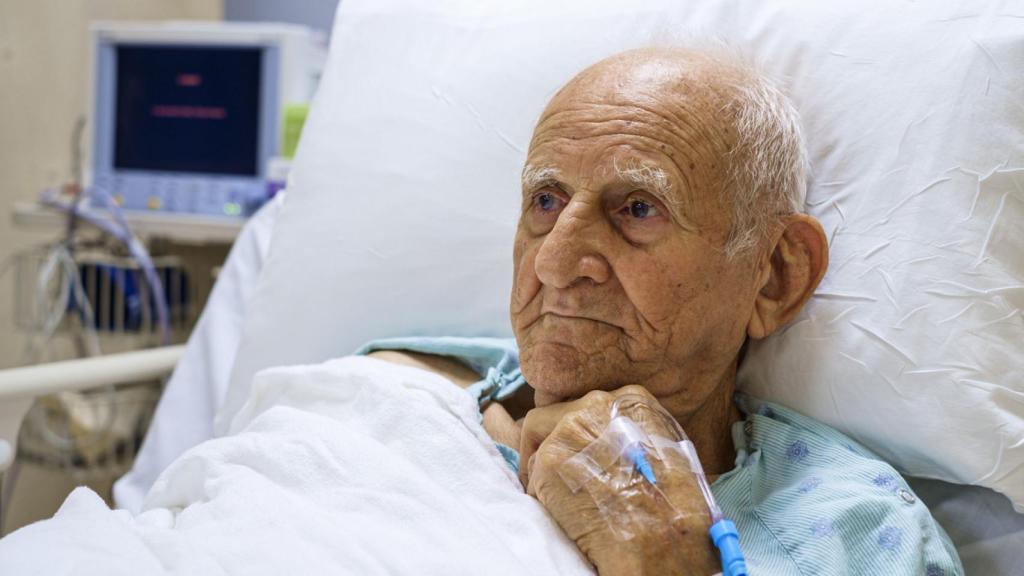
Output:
[357, 337, 964, 575]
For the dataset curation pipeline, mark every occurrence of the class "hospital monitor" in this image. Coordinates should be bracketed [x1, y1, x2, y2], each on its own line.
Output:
[88, 22, 322, 218]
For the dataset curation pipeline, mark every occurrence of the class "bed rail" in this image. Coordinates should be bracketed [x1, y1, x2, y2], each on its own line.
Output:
[0, 345, 184, 473]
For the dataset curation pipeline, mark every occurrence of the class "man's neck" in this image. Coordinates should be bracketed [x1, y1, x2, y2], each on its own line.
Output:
[670, 363, 742, 478]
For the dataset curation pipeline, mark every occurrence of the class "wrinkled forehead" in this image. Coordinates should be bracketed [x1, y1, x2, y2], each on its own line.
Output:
[535, 51, 737, 137]
[526, 50, 739, 216]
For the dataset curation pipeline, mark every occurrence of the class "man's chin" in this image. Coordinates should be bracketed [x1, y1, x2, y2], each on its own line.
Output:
[519, 340, 610, 403]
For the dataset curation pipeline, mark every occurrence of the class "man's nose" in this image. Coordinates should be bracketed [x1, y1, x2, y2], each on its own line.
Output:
[533, 201, 611, 289]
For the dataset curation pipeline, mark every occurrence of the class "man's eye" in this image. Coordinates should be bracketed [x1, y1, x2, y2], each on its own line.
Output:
[533, 191, 561, 212]
[622, 199, 659, 219]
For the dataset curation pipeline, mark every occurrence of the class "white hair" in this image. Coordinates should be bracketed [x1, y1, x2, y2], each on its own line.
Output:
[711, 48, 808, 257]
[521, 164, 561, 191]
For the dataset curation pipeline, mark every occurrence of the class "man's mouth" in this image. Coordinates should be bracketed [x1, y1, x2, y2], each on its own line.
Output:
[539, 311, 622, 330]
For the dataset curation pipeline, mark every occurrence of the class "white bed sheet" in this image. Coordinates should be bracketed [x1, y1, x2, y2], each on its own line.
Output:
[115, 190, 1024, 571]
[4, 356, 592, 575]
[113, 194, 284, 513]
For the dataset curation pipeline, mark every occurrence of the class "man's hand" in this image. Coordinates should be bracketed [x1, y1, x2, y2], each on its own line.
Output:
[519, 385, 720, 575]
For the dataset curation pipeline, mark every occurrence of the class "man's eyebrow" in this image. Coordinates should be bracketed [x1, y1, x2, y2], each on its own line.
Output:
[612, 158, 675, 201]
[522, 164, 561, 190]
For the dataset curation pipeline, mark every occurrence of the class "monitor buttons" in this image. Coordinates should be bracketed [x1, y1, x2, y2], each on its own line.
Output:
[223, 201, 242, 216]
[171, 180, 195, 214]
[223, 186, 243, 216]
[119, 176, 144, 210]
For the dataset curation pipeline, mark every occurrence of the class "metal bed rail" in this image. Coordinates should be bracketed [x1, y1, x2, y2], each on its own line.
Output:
[0, 345, 184, 473]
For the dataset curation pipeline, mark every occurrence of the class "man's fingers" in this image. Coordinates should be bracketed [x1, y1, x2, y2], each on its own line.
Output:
[518, 392, 608, 487]
[526, 409, 601, 498]
[519, 403, 565, 488]
[518, 387, 665, 489]
[525, 451, 539, 493]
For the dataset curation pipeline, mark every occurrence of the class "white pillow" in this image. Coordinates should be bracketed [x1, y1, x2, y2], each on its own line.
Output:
[225, 0, 1024, 510]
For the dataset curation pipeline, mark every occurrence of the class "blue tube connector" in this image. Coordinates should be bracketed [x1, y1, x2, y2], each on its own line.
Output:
[710, 519, 747, 576]
[626, 444, 657, 485]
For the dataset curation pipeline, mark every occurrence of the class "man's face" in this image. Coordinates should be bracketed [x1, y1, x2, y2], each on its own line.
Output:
[511, 51, 763, 415]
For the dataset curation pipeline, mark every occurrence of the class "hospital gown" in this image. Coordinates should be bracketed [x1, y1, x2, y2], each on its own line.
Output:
[357, 337, 964, 575]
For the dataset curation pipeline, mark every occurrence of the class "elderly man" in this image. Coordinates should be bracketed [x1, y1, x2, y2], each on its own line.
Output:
[366, 47, 964, 574]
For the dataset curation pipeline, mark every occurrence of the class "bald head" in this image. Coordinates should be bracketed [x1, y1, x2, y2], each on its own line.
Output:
[547, 47, 750, 133]
[551, 47, 744, 108]
[534, 46, 807, 256]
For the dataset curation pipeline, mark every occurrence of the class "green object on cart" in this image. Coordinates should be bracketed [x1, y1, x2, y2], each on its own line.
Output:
[281, 103, 310, 159]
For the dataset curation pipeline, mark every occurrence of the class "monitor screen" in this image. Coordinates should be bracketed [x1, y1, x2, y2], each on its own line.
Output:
[113, 45, 263, 176]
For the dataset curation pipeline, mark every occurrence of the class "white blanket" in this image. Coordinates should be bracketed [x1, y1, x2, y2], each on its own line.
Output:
[0, 357, 593, 575]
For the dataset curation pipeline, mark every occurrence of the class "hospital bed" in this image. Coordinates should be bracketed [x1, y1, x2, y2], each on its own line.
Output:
[2, 192, 1022, 572]
[2, 0, 1023, 573]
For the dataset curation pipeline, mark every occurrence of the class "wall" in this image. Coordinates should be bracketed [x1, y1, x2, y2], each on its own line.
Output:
[0, 0, 224, 369]
[225, 0, 339, 38]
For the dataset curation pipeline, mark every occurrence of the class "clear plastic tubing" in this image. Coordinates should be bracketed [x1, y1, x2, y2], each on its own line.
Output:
[610, 395, 747, 576]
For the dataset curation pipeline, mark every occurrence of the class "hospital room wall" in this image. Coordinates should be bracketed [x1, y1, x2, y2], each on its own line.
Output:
[0, 0, 224, 370]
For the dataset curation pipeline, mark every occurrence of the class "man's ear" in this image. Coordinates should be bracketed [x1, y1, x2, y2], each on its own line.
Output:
[747, 214, 829, 339]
